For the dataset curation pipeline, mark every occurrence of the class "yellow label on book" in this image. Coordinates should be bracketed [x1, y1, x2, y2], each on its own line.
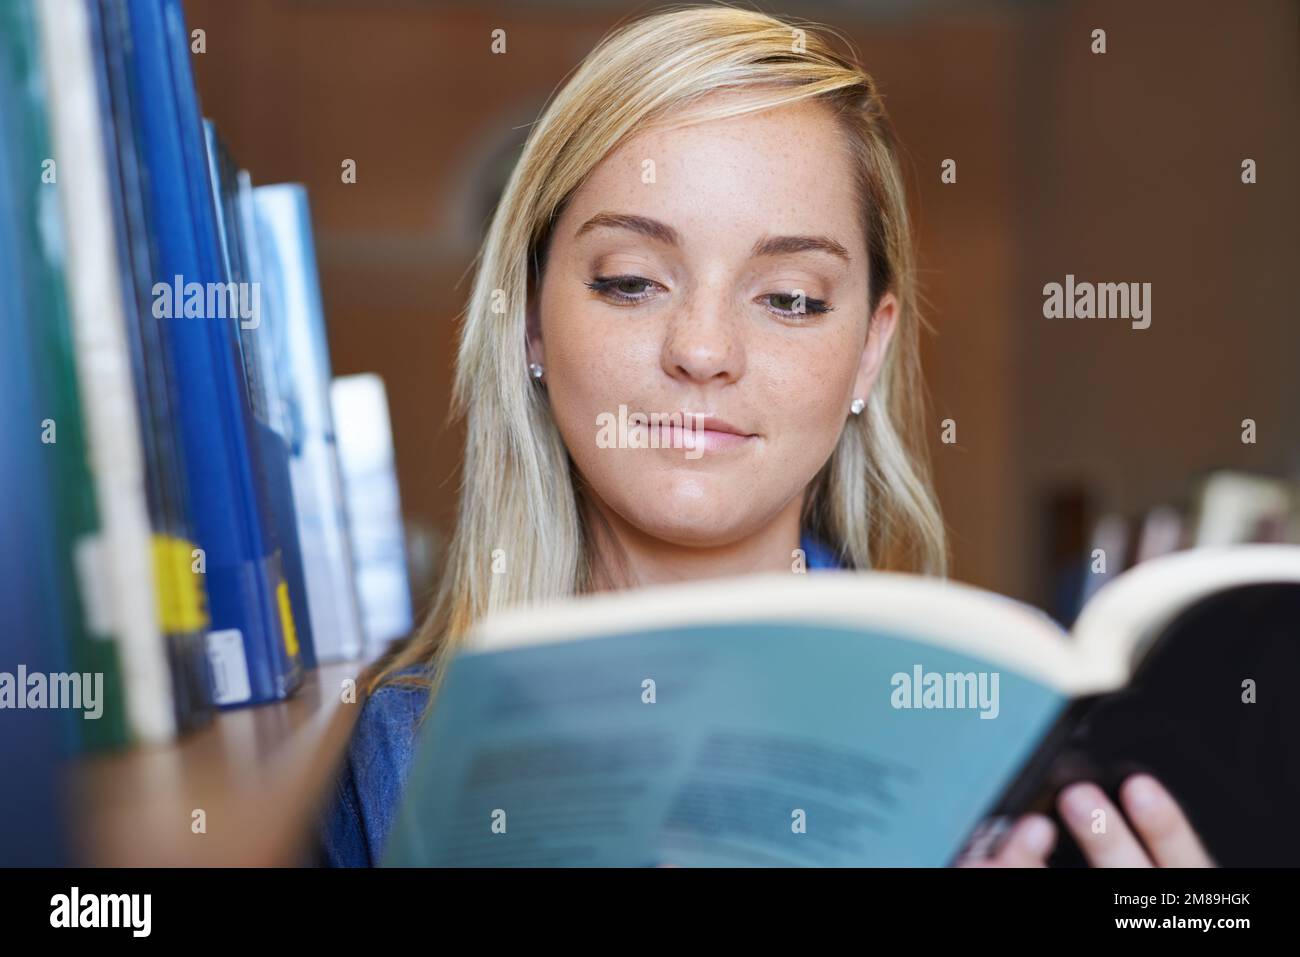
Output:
[152, 535, 209, 633]
[277, 581, 300, 658]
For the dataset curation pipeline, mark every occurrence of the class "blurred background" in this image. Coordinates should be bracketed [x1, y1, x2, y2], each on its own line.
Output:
[183, 0, 1300, 616]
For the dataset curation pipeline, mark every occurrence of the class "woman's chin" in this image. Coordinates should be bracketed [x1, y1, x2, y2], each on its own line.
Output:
[594, 470, 791, 548]
[619, 502, 763, 549]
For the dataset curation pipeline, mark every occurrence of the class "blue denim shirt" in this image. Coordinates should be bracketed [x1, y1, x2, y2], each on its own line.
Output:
[316, 532, 843, 866]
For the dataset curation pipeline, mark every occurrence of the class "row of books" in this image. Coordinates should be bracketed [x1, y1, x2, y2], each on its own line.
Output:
[0, 0, 413, 820]
[1051, 469, 1300, 624]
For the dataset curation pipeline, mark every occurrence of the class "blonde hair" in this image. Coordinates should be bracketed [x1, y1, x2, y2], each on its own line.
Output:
[372, 4, 946, 696]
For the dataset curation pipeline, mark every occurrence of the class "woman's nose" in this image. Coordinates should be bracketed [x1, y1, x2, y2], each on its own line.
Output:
[659, 290, 746, 385]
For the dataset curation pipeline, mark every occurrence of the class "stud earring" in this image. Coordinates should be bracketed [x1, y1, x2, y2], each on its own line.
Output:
[850, 397, 865, 415]
[528, 362, 544, 381]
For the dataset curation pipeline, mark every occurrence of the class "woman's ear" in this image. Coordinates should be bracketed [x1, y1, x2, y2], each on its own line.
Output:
[852, 292, 899, 403]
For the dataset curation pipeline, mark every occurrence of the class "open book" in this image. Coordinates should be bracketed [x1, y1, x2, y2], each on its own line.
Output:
[384, 545, 1300, 867]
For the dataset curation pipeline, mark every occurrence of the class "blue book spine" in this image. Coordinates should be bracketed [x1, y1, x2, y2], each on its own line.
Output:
[255, 184, 366, 663]
[204, 122, 318, 670]
[93, 0, 216, 735]
[0, 1, 72, 861]
[123, 0, 301, 704]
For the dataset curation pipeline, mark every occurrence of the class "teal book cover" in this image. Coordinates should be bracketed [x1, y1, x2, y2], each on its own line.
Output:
[383, 572, 1083, 867]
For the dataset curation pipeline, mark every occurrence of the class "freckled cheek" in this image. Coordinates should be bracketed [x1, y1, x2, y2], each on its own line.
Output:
[542, 301, 654, 428]
[752, 341, 858, 454]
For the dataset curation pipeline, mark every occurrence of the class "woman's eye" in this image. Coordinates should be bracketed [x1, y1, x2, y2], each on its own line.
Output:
[586, 275, 659, 302]
[585, 278, 830, 315]
[763, 291, 832, 316]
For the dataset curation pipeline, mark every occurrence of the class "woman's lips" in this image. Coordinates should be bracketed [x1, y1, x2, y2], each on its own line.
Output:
[615, 410, 758, 455]
[689, 414, 750, 436]
[669, 414, 757, 453]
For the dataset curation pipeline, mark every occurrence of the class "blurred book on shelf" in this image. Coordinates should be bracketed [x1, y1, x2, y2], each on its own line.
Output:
[0, 0, 412, 864]
[1, 1, 76, 861]
[205, 119, 319, 676]
[1131, 505, 1184, 565]
[255, 184, 367, 664]
[1079, 512, 1129, 608]
[2, 0, 132, 754]
[98, 0, 215, 738]
[1191, 470, 1299, 547]
[332, 373, 415, 650]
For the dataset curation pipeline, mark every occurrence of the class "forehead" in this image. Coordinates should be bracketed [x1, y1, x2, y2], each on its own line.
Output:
[559, 95, 866, 254]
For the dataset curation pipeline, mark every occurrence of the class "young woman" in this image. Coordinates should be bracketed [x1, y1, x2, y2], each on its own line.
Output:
[319, 5, 1210, 868]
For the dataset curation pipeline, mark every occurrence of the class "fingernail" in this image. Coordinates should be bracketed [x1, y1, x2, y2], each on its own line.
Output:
[1018, 815, 1055, 855]
[1060, 782, 1102, 821]
[1123, 774, 1165, 814]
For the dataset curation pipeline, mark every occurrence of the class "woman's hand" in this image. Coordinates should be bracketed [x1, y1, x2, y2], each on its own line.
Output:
[963, 773, 1214, 867]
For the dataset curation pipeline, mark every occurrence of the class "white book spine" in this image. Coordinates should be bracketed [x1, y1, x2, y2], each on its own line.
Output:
[332, 373, 413, 646]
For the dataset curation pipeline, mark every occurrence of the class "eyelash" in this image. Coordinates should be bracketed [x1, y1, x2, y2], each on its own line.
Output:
[585, 275, 834, 318]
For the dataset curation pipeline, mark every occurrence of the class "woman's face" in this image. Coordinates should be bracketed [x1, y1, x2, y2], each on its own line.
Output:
[531, 93, 898, 549]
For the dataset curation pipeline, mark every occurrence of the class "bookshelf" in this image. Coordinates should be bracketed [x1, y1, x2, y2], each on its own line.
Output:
[0, 0, 420, 864]
[74, 661, 367, 867]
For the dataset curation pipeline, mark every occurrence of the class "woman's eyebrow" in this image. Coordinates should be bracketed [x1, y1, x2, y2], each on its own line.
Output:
[751, 234, 851, 262]
[574, 212, 680, 245]
[573, 212, 849, 263]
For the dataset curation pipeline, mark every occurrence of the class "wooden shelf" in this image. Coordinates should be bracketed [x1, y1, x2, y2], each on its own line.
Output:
[74, 661, 368, 866]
